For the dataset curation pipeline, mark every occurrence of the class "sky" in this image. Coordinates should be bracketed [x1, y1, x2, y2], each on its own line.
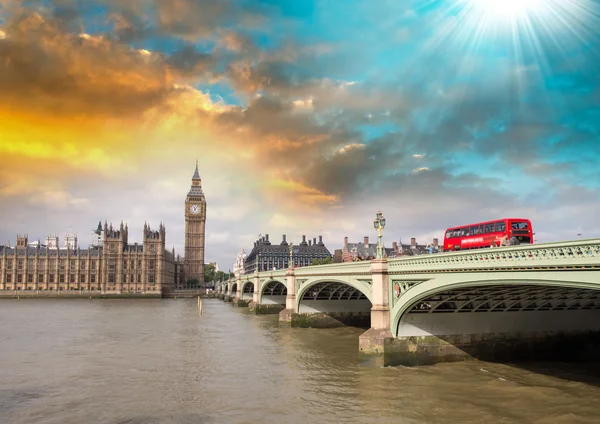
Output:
[0, 0, 599, 270]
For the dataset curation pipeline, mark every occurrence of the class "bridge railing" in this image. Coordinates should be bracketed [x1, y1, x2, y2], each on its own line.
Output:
[257, 269, 287, 280]
[255, 260, 373, 279]
[388, 238, 600, 272]
[293, 260, 372, 276]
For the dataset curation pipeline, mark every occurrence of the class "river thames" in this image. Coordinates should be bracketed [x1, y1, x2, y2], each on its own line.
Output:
[1, 299, 600, 424]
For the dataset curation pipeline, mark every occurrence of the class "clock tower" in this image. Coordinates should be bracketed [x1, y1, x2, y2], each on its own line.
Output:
[184, 161, 206, 283]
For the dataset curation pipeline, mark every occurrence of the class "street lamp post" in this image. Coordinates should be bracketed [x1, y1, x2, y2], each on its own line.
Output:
[288, 243, 294, 269]
[373, 210, 386, 259]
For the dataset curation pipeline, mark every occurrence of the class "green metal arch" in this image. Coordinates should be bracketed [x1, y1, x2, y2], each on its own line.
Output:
[295, 277, 373, 311]
[390, 272, 600, 337]
[259, 278, 288, 302]
[240, 280, 254, 294]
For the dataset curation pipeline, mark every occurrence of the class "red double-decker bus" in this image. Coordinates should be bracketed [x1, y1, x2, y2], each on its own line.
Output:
[443, 218, 534, 251]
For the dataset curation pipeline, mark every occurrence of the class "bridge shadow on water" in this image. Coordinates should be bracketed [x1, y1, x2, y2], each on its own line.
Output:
[499, 360, 600, 388]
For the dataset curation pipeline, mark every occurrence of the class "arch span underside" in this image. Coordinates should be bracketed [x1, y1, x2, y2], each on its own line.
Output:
[241, 282, 253, 300]
[396, 284, 600, 338]
[230, 283, 237, 296]
[298, 281, 371, 313]
[260, 280, 287, 305]
[295, 279, 373, 328]
[386, 275, 600, 363]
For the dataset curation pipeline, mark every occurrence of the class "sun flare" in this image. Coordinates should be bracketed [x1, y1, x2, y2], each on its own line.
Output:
[476, 0, 544, 18]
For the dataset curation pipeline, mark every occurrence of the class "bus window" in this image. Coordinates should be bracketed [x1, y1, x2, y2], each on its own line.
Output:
[511, 222, 529, 230]
[445, 230, 454, 239]
[452, 229, 460, 237]
[471, 226, 480, 235]
[495, 222, 506, 232]
[484, 223, 494, 233]
[460, 228, 470, 237]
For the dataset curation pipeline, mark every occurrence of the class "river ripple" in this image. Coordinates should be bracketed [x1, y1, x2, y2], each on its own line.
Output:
[1, 299, 600, 424]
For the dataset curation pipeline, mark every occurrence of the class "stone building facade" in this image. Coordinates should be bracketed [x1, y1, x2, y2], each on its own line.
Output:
[244, 234, 332, 274]
[0, 222, 175, 294]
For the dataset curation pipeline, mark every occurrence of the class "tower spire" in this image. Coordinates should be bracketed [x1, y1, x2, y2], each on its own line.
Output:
[192, 160, 200, 180]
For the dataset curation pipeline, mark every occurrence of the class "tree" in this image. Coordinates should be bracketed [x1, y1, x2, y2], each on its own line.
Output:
[204, 263, 216, 283]
[311, 257, 333, 266]
[186, 279, 200, 289]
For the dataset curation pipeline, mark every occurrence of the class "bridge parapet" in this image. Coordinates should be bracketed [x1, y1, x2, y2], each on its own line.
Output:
[257, 269, 287, 280]
[388, 239, 600, 273]
[293, 261, 372, 276]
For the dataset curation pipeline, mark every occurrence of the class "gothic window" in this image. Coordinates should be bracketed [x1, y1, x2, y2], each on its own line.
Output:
[108, 274, 115, 284]
[130, 260, 135, 269]
[59, 274, 65, 283]
[90, 260, 96, 269]
[80, 261, 86, 270]
[6, 274, 11, 283]
[148, 274, 155, 284]
[90, 275, 96, 283]
[27, 274, 33, 283]
[38, 274, 44, 283]
[17, 259, 23, 269]
[27, 260, 34, 270]
[80, 275, 86, 283]
[123, 261, 127, 270]
[70, 261, 76, 270]
[7, 259, 12, 268]
[39, 260, 45, 270]
[49, 274, 55, 283]
[17, 274, 22, 283]
[60, 260, 66, 270]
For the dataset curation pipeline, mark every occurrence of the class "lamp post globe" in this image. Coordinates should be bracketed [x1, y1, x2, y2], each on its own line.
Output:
[374, 210, 386, 259]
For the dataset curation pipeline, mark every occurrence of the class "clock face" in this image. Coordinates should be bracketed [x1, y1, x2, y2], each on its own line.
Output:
[189, 204, 201, 215]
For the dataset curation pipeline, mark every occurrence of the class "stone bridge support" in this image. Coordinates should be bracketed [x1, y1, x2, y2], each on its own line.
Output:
[248, 271, 261, 312]
[232, 274, 250, 307]
[358, 259, 392, 363]
[279, 268, 297, 322]
[225, 280, 233, 302]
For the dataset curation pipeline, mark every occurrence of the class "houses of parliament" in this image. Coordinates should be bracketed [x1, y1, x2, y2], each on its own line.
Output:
[0, 163, 206, 295]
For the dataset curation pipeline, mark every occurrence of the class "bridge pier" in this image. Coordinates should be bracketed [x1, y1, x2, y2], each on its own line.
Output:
[381, 329, 600, 366]
[279, 268, 297, 323]
[359, 259, 393, 364]
[232, 275, 249, 307]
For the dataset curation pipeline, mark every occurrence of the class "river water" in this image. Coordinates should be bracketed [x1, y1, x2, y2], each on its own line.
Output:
[1, 299, 600, 424]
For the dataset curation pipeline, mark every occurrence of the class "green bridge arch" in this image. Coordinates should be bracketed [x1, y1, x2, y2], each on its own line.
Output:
[390, 272, 600, 337]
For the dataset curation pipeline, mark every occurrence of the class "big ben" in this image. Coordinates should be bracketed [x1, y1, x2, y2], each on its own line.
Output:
[184, 161, 206, 282]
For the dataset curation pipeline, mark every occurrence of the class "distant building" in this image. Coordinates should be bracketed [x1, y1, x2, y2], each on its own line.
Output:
[388, 238, 433, 257]
[45, 233, 59, 249]
[91, 222, 104, 247]
[332, 249, 343, 263]
[0, 223, 175, 294]
[340, 236, 440, 262]
[244, 234, 331, 274]
[65, 233, 77, 250]
[208, 261, 219, 272]
[341, 236, 393, 262]
[233, 248, 247, 276]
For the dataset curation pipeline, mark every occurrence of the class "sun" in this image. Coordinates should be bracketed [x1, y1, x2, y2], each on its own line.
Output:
[471, 0, 545, 19]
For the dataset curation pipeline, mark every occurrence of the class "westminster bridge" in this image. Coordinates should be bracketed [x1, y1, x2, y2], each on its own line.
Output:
[216, 239, 600, 366]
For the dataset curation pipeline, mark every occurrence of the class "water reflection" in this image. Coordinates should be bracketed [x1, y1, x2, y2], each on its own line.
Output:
[1, 299, 599, 424]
